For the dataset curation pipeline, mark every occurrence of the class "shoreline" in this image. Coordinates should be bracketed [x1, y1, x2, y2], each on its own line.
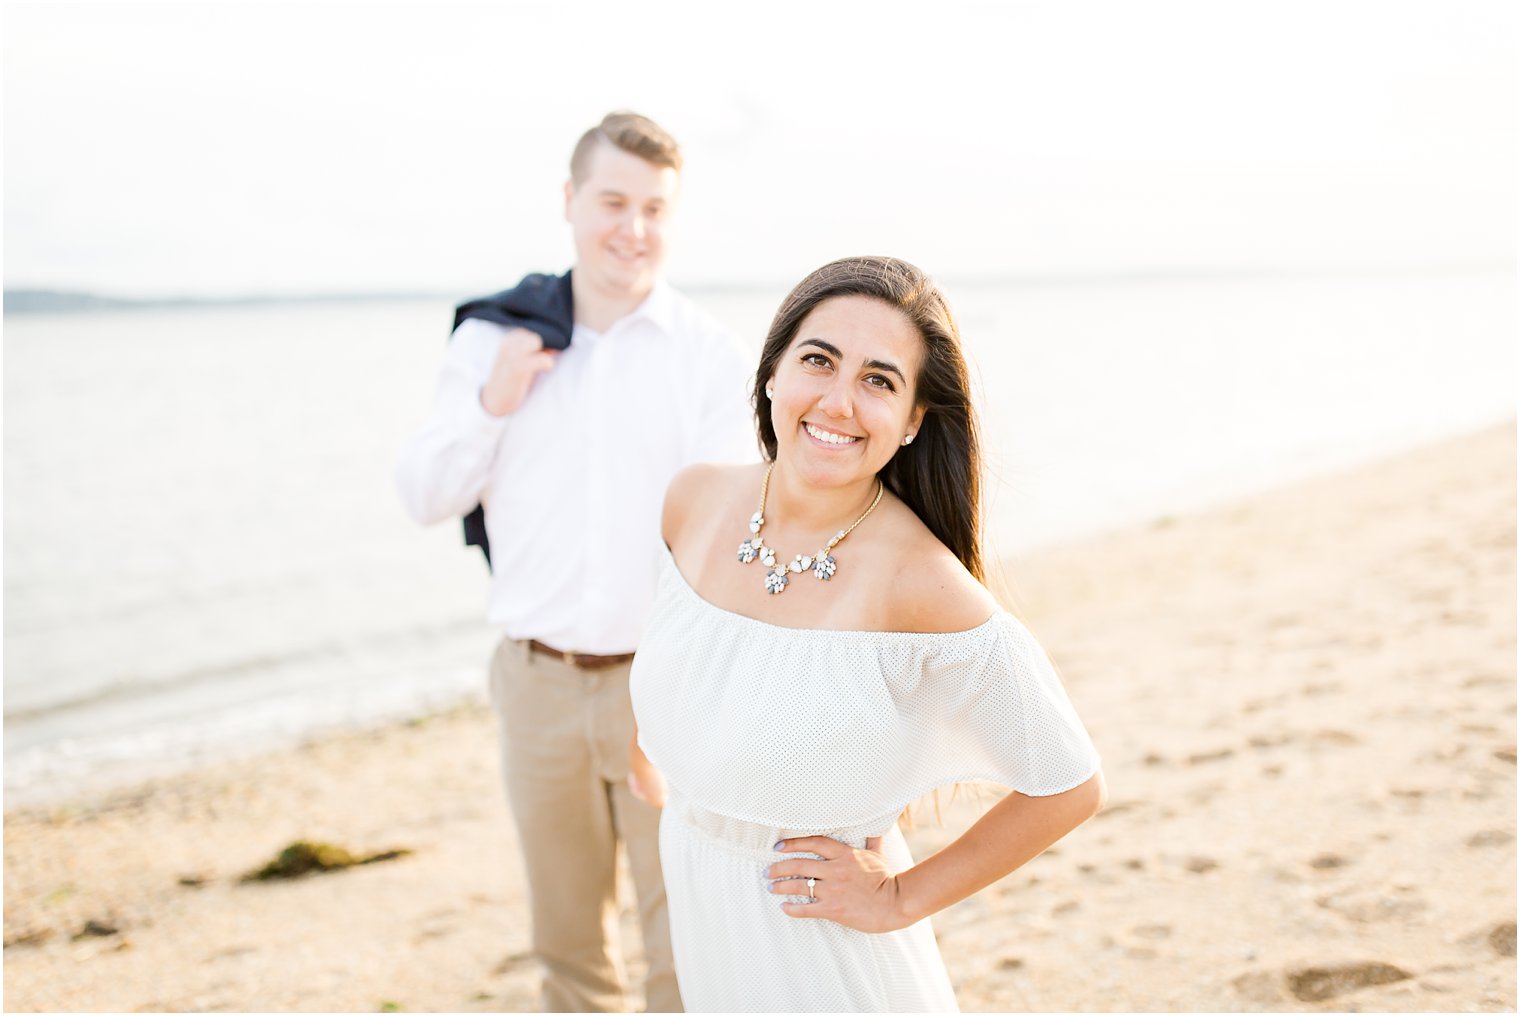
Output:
[9, 420, 1513, 812]
[4, 423, 1514, 1012]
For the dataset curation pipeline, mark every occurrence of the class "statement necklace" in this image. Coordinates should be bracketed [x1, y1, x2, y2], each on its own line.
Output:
[736, 463, 884, 595]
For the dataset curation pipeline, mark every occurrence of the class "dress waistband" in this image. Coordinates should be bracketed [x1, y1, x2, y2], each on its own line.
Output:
[664, 785, 894, 861]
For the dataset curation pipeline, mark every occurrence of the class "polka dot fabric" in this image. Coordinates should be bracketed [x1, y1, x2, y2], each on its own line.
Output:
[630, 542, 1100, 1012]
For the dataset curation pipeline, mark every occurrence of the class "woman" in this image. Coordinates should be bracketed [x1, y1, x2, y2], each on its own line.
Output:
[629, 256, 1104, 1012]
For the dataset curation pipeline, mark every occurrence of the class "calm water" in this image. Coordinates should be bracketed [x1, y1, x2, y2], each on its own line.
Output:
[4, 269, 1514, 802]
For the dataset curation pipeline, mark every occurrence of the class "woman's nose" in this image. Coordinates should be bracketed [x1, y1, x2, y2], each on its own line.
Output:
[818, 377, 853, 418]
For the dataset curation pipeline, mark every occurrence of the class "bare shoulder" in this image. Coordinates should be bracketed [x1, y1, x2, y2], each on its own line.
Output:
[876, 505, 1000, 634]
[663, 462, 766, 547]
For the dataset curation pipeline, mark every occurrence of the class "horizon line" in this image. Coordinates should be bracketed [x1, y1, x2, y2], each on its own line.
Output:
[5, 258, 1512, 315]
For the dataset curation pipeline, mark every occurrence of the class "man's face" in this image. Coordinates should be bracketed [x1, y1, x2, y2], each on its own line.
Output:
[564, 141, 680, 300]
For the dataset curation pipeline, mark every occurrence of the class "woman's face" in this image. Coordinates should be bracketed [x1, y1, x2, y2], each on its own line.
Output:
[766, 295, 927, 489]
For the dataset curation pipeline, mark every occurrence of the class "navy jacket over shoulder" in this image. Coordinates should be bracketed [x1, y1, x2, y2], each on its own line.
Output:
[451, 270, 575, 568]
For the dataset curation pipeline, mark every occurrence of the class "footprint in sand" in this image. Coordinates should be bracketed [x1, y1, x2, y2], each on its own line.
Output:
[493, 950, 534, 976]
[1286, 962, 1413, 1002]
[211, 945, 257, 961]
[2, 927, 52, 949]
[1494, 746, 1517, 765]
[1229, 970, 1283, 1003]
[1233, 961, 1413, 1003]
[1093, 800, 1145, 820]
[1316, 887, 1428, 923]
[1308, 853, 1349, 870]
[1185, 747, 1235, 765]
[1247, 732, 1293, 750]
[71, 919, 119, 941]
[1300, 681, 1343, 697]
[1242, 694, 1288, 715]
[1467, 829, 1514, 848]
[1131, 924, 1171, 940]
[1309, 729, 1361, 748]
[1183, 856, 1219, 874]
[1489, 921, 1516, 958]
[1367, 784, 1430, 810]
[1231, 961, 1415, 1004]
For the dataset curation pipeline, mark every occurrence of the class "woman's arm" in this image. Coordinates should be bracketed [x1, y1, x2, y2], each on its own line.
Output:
[628, 720, 667, 808]
[768, 770, 1105, 933]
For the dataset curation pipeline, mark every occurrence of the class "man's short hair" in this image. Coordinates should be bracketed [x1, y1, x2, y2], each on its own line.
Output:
[570, 111, 683, 184]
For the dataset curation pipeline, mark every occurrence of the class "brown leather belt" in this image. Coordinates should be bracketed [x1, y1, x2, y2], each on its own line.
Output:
[527, 640, 636, 670]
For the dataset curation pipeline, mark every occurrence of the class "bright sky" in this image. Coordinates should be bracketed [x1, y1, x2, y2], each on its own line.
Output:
[3, 0, 1515, 297]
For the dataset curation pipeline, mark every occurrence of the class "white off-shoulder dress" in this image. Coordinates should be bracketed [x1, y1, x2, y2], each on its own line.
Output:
[630, 544, 1100, 1013]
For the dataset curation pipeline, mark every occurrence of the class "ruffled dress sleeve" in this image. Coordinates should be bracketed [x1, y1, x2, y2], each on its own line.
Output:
[894, 612, 1101, 799]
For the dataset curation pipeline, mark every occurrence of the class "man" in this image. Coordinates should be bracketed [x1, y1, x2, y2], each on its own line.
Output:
[395, 112, 756, 1013]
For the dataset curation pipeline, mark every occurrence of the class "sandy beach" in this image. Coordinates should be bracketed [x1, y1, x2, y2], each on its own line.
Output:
[4, 423, 1514, 1013]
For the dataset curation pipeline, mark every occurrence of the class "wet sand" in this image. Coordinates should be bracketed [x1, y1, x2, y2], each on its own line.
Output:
[4, 423, 1514, 1012]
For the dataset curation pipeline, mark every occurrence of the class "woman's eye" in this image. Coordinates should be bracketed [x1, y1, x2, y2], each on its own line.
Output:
[865, 374, 896, 391]
[802, 353, 830, 368]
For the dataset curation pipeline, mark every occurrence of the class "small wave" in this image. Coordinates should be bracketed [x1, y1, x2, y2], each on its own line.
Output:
[3, 662, 490, 807]
[3, 616, 486, 723]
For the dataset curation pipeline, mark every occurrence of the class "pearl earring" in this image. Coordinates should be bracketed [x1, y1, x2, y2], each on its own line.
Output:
[765, 385, 774, 399]
[902, 433, 915, 446]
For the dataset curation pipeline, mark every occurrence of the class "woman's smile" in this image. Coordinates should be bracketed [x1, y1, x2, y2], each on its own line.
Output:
[802, 421, 862, 448]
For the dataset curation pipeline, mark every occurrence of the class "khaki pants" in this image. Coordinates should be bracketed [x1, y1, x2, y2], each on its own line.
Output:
[489, 638, 680, 1013]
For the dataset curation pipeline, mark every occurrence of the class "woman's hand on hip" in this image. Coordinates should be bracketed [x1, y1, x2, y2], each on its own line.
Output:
[767, 836, 912, 933]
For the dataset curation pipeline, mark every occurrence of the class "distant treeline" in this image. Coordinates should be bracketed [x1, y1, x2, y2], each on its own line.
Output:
[3, 289, 453, 315]
[5, 290, 144, 314]
[7, 263, 1508, 315]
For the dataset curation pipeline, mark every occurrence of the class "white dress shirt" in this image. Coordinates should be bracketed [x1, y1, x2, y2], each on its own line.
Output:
[396, 281, 758, 654]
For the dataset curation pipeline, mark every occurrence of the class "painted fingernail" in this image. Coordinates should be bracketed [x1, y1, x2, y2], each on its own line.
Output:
[773, 841, 785, 850]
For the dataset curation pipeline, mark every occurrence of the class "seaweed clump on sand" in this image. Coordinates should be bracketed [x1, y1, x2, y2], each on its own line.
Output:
[241, 840, 413, 882]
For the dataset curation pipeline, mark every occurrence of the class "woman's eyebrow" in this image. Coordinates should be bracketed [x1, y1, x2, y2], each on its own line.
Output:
[863, 358, 905, 383]
[797, 338, 842, 357]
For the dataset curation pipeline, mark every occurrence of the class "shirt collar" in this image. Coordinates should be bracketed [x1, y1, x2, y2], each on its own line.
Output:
[619, 279, 677, 336]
